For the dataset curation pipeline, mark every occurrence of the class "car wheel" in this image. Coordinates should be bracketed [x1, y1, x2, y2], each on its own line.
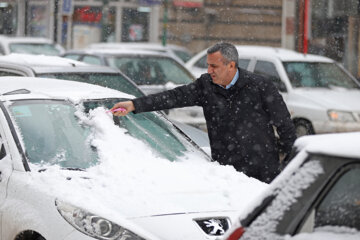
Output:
[294, 119, 314, 137]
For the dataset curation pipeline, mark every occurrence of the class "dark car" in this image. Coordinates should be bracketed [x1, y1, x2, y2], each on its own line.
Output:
[224, 132, 360, 240]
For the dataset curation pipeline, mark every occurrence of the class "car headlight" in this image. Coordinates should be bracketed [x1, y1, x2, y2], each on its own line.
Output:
[328, 110, 355, 122]
[56, 200, 145, 240]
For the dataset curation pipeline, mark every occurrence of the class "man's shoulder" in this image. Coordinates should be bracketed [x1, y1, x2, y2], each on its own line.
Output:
[238, 68, 276, 91]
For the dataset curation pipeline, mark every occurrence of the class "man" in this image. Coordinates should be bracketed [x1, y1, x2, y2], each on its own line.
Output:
[111, 42, 296, 183]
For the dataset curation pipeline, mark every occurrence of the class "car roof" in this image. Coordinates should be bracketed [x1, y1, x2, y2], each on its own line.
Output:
[89, 42, 191, 52]
[188, 45, 333, 64]
[236, 45, 333, 62]
[0, 76, 133, 102]
[295, 132, 360, 159]
[0, 53, 120, 74]
[65, 48, 176, 58]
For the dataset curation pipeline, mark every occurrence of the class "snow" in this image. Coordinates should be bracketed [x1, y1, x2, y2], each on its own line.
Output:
[295, 131, 360, 159]
[25, 106, 268, 222]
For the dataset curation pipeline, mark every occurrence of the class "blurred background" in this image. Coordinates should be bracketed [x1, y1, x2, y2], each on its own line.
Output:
[0, 0, 360, 77]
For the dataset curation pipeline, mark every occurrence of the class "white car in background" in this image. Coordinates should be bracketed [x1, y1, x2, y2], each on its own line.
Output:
[0, 35, 65, 56]
[186, 46, 360, 136]
[88, 42, 193, 63]
[62, 48, 207, 130]
[0, 77, 266, 240]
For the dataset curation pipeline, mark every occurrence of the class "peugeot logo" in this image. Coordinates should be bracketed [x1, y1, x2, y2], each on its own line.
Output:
[195, 217, 230, 236]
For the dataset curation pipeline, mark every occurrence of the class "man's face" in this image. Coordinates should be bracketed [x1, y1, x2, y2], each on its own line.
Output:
[207, 51, 235, 87]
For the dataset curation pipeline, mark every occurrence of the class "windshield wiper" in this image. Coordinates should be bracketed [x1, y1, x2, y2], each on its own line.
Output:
[61, 167, 85, 171]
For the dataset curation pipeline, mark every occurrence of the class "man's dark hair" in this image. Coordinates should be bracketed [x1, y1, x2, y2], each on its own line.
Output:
[207, 42, 239, 67]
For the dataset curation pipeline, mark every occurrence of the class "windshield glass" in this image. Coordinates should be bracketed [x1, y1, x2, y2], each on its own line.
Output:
[107, 56, 194, 85]
[10, 100, 97, 168]
[9, 99, 201, 169]
[37, 72, 144, 97]
[9, 43, 61, 56]
[283, 62, 360, 89]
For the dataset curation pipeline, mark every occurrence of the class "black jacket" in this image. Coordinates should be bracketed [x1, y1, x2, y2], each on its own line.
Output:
[133, 68, 297, 183]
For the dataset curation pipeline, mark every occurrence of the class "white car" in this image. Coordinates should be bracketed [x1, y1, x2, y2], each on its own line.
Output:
[224, 131, 360, 240]
[0, 77, 267, 240]
[0, 35, 65, 56]
[186, 45, 360, 136]
[88, 42, 193, 63]
[62, 48, 207, 130]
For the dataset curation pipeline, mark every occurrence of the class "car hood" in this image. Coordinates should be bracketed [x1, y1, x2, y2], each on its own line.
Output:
[30, 163, 267, 221]
[288, 87, 360, 111]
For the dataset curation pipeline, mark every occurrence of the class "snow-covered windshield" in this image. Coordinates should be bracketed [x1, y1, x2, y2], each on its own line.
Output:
[9, 43, 61, 56]
[283, 62, 360, 89]
[107, 56, 194, 85]
[9, 99, 202, 169]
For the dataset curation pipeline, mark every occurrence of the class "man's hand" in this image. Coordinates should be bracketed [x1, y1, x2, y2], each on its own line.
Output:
[110, 101, 135, 116]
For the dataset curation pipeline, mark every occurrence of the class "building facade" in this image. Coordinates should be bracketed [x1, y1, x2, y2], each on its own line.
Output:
[2, 0, 360, 77]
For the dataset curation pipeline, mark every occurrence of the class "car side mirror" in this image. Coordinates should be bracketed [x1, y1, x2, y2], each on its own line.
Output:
[0, 144, 6, 160]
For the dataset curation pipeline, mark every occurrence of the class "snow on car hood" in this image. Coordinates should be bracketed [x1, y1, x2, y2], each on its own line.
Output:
[289, 88, 360, 111]
[28, 107, 267, 223]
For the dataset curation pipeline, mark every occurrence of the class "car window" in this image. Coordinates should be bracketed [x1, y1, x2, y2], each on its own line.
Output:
[315, 167, 360, 230]
[173, 49, 192, 62]
[107, 56, 194, 85]
[238, 59, 250, 70]
[37, 72, 144, 98]
[0, 71, 23, 76]
[63, 54, 81, 61]
[82, 55, 102, 65]
[9, 43, 61, 56]
[283, 62, 360, 89]
[254, 60, 284, 90]
[0, 133, 6, 160]
[0, 44, 5, 55]
[194, 55, 207, 69]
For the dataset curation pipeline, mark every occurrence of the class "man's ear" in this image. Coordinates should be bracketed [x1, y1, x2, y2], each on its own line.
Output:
[230, 61, 236, 69]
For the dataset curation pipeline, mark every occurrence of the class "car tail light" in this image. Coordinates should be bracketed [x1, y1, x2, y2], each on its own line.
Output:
[226, 226, 245, 240]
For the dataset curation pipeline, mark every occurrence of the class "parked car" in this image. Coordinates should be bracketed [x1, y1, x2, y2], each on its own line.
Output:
[224, 131, 360, 240]
[0, 53, 143, 98]
[0, 53, 209, 149]
[88, 42, 193, 63]
[0, 77, 267, 240]
[62, 48, 207, 130]
[0, 35, 65, 56]
[186, 45, 360, 136]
